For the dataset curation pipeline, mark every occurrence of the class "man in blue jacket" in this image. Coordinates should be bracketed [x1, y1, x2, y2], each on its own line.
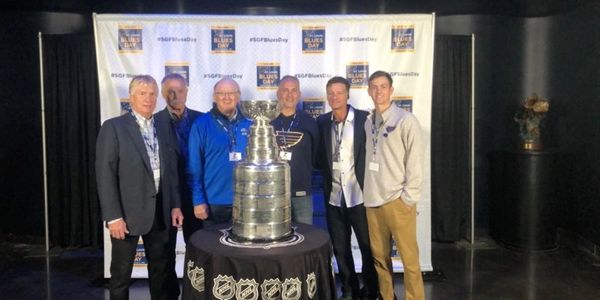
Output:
[155, 73, 203, 242]
[187, 77, 251, 226]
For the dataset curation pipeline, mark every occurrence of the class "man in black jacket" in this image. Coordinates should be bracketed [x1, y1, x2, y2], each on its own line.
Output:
[317, 76, 378, 300]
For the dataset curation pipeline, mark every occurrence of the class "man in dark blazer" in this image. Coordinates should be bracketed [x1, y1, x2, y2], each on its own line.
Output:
[96, 75, 183, 300]
[155, 73, 203, 242]
[317, 76, 378, 300]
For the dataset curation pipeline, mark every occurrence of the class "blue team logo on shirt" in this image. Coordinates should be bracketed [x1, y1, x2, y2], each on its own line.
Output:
[302, 27, 326, 53]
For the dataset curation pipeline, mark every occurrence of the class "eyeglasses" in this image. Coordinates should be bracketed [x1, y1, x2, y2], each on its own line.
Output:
[214, 91, 240, 98]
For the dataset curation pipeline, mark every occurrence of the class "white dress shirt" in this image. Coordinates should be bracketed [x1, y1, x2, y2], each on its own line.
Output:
[329, 107, 364, 207]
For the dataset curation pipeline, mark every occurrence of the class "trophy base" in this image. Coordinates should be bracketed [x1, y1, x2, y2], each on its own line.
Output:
[228, 227, 296, 244]
[521, 141, 543, 151]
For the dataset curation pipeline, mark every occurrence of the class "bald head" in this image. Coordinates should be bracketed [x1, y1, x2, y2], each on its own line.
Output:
[213, 77, 241, 117]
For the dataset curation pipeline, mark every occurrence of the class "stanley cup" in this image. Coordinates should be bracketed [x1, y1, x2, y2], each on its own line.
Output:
[231, 100, 292, 241]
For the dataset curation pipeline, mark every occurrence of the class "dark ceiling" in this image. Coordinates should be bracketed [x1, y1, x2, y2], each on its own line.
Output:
[0, 0, 595, 17]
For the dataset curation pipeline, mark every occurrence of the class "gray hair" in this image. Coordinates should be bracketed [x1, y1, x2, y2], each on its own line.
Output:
[161, 73, 187, 86]
[129, 75, 158, 94]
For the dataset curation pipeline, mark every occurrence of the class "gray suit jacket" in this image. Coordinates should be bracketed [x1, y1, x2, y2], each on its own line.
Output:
[96, 112, 180, 235]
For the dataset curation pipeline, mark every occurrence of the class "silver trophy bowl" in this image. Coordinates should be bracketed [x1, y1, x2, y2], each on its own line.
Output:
[239, 100, 280, 125]
[231, 100, 292, 242]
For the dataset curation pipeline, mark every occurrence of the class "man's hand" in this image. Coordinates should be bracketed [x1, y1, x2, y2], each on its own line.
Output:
[171, 208, 184, 227]
[194, 204, 209, 220]
[108, 219, 129, 240]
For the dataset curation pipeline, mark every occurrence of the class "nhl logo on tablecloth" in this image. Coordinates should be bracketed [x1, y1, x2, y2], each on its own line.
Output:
[186, 260, 205, 293]
[282, 278, 302, 300]
[236, 279, 259, 300]
[213, 275, 236, 300]
[306, 272, 317, 299]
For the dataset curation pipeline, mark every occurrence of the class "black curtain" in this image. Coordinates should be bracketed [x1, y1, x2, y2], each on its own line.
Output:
[42, 34, 101, 248]
[431, 35, 472, 241]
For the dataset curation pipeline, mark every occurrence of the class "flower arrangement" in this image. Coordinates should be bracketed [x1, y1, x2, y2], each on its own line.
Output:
[514, 94, 550, 150]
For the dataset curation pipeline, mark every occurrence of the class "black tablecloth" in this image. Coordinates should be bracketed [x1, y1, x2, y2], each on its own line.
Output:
[182, 223, 335, 300]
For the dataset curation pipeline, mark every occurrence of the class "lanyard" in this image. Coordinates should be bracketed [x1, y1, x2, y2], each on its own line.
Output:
[371, 110, 385, 160]
[135, 114, 159, 168]
[213, 113, 237, 152]
[278, 113, 296, 150]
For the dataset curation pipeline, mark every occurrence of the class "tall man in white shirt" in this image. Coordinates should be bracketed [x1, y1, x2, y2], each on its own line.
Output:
[317, 76, 378, 300]
[363, 71, 425, 300]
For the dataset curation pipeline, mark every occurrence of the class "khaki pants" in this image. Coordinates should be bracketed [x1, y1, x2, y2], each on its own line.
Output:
[366, 198, 424, 300]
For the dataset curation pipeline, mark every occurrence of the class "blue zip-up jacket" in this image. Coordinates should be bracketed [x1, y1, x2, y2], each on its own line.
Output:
[187, 107, 251, 206]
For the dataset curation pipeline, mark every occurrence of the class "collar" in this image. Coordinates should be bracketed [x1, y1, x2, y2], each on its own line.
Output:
[211, 106, 239, 123]
[167, 106, 188, 120]
[331, 105, 355, 124]
[131, 110, 153, 126]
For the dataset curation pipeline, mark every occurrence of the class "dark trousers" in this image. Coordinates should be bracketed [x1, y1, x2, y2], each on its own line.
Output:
[109, 218, 179, 300]
[202, 204, 233, 227]
[181, 191, 203, 243]
[326, 201, 379, 299]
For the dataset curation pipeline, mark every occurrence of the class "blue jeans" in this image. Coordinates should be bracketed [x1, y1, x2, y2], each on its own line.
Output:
[291, 195, 313, 225]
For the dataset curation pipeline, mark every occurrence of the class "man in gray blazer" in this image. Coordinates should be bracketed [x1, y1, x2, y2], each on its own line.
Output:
[96, 75, 184, 300]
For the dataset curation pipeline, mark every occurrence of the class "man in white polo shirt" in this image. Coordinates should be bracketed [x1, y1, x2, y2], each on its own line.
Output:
[363, 70, 425, 300]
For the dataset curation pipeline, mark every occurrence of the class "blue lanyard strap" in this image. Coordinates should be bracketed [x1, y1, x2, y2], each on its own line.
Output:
[277, 113, 297, 150]
[213, 113, 237, 152]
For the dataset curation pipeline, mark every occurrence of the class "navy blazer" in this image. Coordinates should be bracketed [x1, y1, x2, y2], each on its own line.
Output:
[95, 112, 181, 236]
[316, 105, 368, 203]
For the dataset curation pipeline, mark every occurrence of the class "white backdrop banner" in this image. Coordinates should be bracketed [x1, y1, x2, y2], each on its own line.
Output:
[94, 13, 435, 278]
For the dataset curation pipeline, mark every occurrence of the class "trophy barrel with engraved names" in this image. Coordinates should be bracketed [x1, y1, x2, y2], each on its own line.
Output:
[231, 100, 292, 241]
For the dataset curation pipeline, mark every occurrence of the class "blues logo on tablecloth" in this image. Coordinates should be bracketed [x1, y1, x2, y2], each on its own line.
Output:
[256, 63, 280, 90]
[165, 63, 190, 86]
[391, 25, 415, 52]
[346, 62, 369, 88]
[118, 25, 143, 53]
[212, 27, 236, 53]
[302, 27, 326, 53]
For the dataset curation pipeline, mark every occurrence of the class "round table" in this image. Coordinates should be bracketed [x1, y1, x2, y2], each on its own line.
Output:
[182, 223, 335, 300]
